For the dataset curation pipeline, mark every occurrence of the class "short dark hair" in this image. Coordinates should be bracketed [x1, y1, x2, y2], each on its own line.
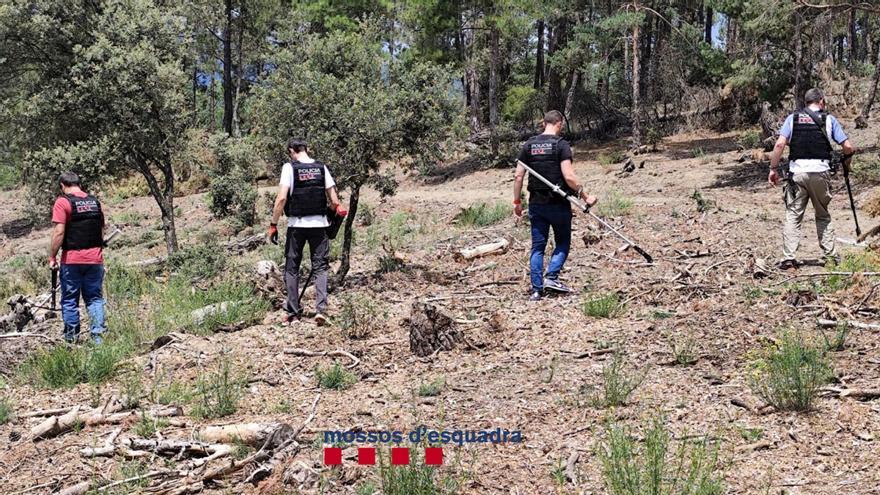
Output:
[59, 171, 81, 187]
[287, 137, 308, 153]
[804, 88, 825, 105]
[543, 110, 564, 125]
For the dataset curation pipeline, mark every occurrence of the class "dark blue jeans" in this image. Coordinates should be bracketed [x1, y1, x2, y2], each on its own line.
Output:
[60, 264, 106, 341]
[528, 203, 572, 291]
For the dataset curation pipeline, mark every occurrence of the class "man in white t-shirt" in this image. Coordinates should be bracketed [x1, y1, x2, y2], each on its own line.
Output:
[269, 138, 346, 325]
[768, 88, 856, 269]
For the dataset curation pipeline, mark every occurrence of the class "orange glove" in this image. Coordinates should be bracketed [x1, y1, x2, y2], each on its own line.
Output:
[335, 205, 348, 217]
[268, 224, 279, 245]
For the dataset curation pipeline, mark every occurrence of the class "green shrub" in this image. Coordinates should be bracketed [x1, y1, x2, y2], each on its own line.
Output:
[0, 397, 13, 424]
[595, 190, 633, 217]
[191, 356, 247, 419]
[0, 164, 21, 191]
[315, 362, 357, 390]
[454, 201, 512, 227]
[820, 322, 849, 352]
[417, 376, 445, 397]
[379, 448, 438, 495]
[501, 84, 543, 125]
[21, 343, 121, 389]
[109, 460, 151, 495]
[581, 293, 625, 318]
[358, 203, 375, 226]
[598, 417, 724, 495]
[692, 189, 716, 212]
[167, 242, 227, 280]
[338, 294, 384, 339]
[105, 262, 151, 302]
[586, 351, 647, 408]
[133, 410, 167, 438]
[852, 154, 880, 182]
[598, 150, 627, 165]
[823, 252, 880, 292]
[646, 126, 663, 150]
[671, 335, 698, 365]
[738, 129, 762, 149]
[152, 276, 268, 335]
[748, 330, 833, 411]
[691, 147, 706, 158]
[206, 134, 258, 229]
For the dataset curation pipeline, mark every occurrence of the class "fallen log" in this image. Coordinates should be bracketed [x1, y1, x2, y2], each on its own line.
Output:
[454, 238, 510, 261]
[31, 403, 180, 440]
[817, 318, 880, 330]
[194, 422, 294, 448]
[821, 387, 880, 401]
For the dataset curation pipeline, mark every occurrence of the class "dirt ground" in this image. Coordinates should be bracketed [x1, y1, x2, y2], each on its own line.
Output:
[1, 123, 880, 494]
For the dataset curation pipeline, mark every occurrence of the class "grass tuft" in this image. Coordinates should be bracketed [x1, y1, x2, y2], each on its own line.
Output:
[748, 329, 833, 412]
[0, 397, 13, 424]
[191, 356, 247, 419]
[595, 190, 633, 217]
[20, 343, 121, 389]
[454, 201, 512, 227]
[338, 294, 384, 339]
[416, 376, 446, 397]
[581, 293, 625, 318]
[585, 351, 648, 408]
[315, 362, 358, 390]
[598, 416, 724, 495]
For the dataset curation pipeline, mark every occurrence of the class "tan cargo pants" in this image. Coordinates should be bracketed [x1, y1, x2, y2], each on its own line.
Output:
[782, 171, 837, 261]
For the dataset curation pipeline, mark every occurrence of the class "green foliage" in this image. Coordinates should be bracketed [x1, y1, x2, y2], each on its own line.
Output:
[820, 322, 849, 352]
[108, 460, 151, 495]
[501, 85, 543, 126]
[822, 252, 880, 292]
[851, 154, 880, 182]
[692, 189, 716, 213]
[315, 362, 357, 390]
[671, 335, 699, 366]
[21, 344, 121, 389]
[585, 351, 647, 408]
[167, 242, 227, 281]
[133, 410, 167, 438]
[581, 293, 625, 318]
[595, 190, 633, 217]
[597, 151, 628, 166]
[646, 127, 663, 149]
[738, 129, 763, 149]
[379, 448, 438, 495]
[206, 134, 259, 230]
[152, 275, 268, 335]
[105, 263, 152, 303]
[748, 330, 833, 412]
[0, 164, 20, 191]
[417, 376, 446, 397]
[454, 201, 512, 227]
[598, 417, 724, 495]
[192, 356, 247, 419]
[0, 397, 13, 425]
[338, 294, 384, 339]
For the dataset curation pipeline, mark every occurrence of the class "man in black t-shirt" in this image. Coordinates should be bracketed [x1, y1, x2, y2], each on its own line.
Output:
[513, 110, 597, 301]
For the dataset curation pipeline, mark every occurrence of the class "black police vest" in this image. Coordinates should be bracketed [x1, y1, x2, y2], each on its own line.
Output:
[62, 194, 103, 250]
[524, 135, 571, 204]
[789, 110, 833, 161]
[285, 161, 327, 217]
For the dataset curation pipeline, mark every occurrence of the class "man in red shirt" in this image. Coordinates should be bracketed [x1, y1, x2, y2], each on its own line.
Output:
[49, 172, 106, 344]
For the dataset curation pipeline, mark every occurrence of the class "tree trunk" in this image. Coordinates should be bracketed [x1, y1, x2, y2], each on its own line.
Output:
[546, 20, 566, 111]
[192, 65, 198, 127]
[794, 13, 805, 108]
[534, 19, 544, 89]
[726, 17, 736, 54]
[232, 4, 244, 138]
[564, 70, 579, 124]
[335, 183, 360, 285]
[705, 7, 713, 44]
[856, 49, 880, 128]
[208, 75, 216, 132]
[631, 18, 642, 148]
[222, 0, 234, 136]
[489, 23, 499, 155]
[849, 8, 857, 67]
[134, 158, 179, 255]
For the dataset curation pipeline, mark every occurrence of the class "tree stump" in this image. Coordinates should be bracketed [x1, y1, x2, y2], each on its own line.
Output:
[407, 302, 460, 357]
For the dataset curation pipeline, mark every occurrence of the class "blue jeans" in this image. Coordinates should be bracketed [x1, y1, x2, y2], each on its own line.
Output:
[60, 264, 106, 341]
[528, 203, 572, 291]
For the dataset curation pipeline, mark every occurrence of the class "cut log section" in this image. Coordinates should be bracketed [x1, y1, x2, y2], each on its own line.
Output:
[194, 422, 294, 448]
[454, 238, 510, 261]
[407, 302, 461, 357]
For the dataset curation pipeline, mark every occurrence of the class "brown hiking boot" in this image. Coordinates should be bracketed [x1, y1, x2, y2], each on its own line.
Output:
[315, 313, 328, 326]
[778, 259, 798, 271]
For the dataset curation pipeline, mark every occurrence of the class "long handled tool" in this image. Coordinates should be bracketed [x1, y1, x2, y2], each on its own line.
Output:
[517, 160, 653, 263]
[842, 156, 862, 237]
[50, 267, 59, 311]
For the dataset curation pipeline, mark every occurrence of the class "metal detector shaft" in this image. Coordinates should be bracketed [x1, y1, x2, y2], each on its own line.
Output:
[297, 269, 314, 307]
[843, 165, 862, 237]
[51, 267, 58, 311]
[516, 160, 653, 263]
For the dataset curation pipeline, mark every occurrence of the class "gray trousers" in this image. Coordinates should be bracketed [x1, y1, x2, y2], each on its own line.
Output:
[284, 227, 330, 315]
[783, 171, 837, 260]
